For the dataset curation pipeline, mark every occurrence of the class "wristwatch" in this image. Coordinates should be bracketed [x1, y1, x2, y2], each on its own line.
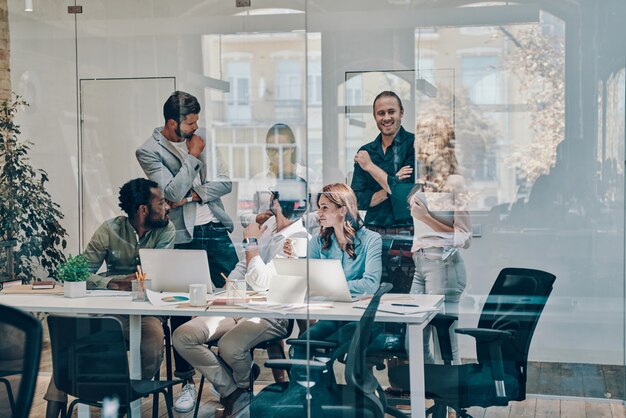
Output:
[242, 237, 258, 250]
[186, 195, 193, 203]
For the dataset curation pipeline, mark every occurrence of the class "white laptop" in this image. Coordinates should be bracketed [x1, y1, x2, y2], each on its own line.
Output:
[267, 274, 307, 304]
[272, 258, 355, 302]
[139, 249, 213, 293]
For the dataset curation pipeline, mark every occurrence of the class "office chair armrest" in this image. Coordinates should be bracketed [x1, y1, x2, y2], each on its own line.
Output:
[456, 328, 512, 398]
[264, 359, 327, 372]
[286, 338, 338, 350]
[455, 328, 512, 342]
[431, 313, 458, 325]
[430, 314, 458, 365]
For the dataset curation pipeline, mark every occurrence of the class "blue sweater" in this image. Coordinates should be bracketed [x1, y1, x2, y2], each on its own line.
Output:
[309, 228, 382, 295]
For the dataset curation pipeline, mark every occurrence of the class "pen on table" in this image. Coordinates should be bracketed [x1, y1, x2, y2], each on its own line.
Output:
[391, 303, 420, 308]
[204, 300, 214, 311]
[220, 272, 233, 288]
[353, 306, 405, 315]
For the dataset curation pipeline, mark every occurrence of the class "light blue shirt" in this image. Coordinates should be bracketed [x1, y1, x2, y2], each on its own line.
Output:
[309, 227, 382, 295]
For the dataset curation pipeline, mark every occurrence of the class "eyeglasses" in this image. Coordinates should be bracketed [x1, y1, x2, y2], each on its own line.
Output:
[266, 144, 296, 155]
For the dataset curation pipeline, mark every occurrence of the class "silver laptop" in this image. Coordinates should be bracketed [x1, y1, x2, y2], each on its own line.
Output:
[267, 273, 307, 304]
[139, 249, 213, 293]
[272, 258, 354, 302]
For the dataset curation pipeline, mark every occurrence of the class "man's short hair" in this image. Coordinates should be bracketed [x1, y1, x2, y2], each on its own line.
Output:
[163, 91, 201, 124]
[271, 176, 309, 221]
[118, 178, 160, 218]
[266, 123, 296, 144]
[373, 90, 404, 113]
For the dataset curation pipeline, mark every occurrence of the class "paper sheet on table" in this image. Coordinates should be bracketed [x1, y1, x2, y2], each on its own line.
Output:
[146, 289, 190, 306]
[379, 302, 439, 315]
[354, 301, 439, 315]
[241, 302, 333, 315]
[86, 290, 132, 297]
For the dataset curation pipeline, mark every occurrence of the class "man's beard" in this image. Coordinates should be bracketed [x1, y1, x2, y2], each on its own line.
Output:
[146, 210, 169, 229]
[175, 125, 194, 140]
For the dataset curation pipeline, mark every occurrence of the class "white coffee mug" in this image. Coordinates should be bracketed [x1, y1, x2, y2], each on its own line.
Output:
[290, 237, 308, 258]
[189, 284, 208, 306]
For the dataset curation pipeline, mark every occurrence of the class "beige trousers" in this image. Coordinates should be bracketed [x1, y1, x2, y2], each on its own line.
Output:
[172, 316, 289, 397]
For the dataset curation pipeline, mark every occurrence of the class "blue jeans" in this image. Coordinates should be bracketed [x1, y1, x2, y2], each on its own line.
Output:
[175, 222, 238, 289]
[411, 249, 466, 364]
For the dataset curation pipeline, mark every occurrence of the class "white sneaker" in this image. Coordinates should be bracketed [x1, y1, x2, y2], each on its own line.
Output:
[174, 383, 197, 413]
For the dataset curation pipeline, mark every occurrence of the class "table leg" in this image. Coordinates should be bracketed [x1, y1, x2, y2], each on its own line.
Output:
[407, 323, 426, 418]
[129, 314, 141, 416]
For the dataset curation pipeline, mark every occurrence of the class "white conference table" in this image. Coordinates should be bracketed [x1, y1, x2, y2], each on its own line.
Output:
[0, 292, 443, 418]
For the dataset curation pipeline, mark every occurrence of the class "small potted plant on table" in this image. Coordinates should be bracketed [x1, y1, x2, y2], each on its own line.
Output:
[57, 254, 90, 298]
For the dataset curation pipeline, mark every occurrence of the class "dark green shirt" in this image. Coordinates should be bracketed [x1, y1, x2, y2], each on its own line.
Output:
[85, 216, 175, 289]
[351, 126, 415, 228]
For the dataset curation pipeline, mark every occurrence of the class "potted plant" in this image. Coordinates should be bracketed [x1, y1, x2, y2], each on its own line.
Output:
[0, 94, 67, 285]
[57, 254, 90, 298]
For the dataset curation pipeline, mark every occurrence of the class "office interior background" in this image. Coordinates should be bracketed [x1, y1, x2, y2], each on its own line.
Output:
[1, 0, 625, 411]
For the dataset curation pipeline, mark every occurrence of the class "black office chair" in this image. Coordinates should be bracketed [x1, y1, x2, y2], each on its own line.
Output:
[0, 304, 42, 418]
[193, 319, 295, 418]
[388, 267, 556, 418]
[48, 315, 181, 418]
[245, 282, 393, 418]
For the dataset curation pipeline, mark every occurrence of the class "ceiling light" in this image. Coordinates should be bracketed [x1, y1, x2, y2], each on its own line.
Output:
[25, 0, 33, 12]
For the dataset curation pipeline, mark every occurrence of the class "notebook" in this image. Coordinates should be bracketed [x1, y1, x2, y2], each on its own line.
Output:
[138, 249, 213, 293]
[272, 258, 355, 302]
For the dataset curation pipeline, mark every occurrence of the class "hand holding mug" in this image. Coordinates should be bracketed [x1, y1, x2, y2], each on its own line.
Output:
[287, 237, 308, 258]
[283, 239, 294, 258]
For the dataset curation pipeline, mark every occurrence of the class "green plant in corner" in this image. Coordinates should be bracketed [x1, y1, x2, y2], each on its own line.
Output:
[56, 254, 90, 283]
[0, 93, 67, 283]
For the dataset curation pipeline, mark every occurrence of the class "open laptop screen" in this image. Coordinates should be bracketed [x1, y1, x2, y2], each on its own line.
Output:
[139, 249, 213, 294]
[272, 258, 354, 302]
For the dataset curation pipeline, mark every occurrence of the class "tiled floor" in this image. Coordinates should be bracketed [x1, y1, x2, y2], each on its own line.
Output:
[19, 373, 626, 417]
[1, 339, 624, 417]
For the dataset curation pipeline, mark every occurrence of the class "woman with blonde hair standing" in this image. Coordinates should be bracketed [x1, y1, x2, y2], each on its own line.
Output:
[409, 115, 471, 364]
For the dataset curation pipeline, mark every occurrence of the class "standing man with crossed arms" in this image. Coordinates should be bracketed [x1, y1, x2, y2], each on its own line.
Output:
[351, 90, 415, 233]
[351, 91, 416, 291]
[350, 90, 416, 396]
[136, 90, 238, 413]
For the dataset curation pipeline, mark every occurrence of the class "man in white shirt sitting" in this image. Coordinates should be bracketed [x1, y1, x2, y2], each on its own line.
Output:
[172, 177, 309, 417]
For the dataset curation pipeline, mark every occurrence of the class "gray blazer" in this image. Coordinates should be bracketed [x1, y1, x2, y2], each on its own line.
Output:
[136, 127, 234, 243]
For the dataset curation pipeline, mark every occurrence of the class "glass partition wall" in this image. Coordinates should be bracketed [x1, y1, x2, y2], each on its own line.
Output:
[6, 0, 625, 416]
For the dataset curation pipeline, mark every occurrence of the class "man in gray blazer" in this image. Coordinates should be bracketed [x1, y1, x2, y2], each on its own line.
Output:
[136, 91, 238, 412]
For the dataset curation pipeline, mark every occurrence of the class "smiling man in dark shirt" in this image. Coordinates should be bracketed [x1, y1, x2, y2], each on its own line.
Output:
[351, 91, 415, 232]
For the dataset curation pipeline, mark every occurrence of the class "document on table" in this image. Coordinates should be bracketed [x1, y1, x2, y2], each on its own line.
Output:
[242, 302, 333, 315]
[86, 290, 132, 297]
[354, 302, 439, 315]
[146, 289, 190, 306]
